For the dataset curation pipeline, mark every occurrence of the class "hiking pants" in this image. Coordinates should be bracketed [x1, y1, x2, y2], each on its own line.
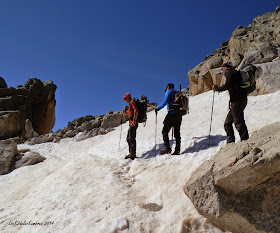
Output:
[126, 123, 138, 155]
[224, 99, 249, 143]
[162, 114, 182, 151]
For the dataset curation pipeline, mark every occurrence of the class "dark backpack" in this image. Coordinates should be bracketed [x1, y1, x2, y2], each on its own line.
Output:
[239, 64, 257, 94]
[169, 87, 189, 116]
[130, 98, 147, 123]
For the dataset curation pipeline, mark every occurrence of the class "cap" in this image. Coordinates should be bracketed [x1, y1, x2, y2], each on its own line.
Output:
[222, 62, 233, 69]
[122, 93, 131, 100]
[165, 83, 174, 91]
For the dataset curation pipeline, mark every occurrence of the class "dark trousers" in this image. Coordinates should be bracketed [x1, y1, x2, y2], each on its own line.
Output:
[224, 99, 249, 143]
[126, 123, 138, 155]
[162, 114, 182, 151]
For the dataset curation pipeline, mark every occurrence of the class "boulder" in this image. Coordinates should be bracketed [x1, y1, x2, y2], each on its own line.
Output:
[15, 151, 46, 169]
[0, 111, 23, 139]
[101, 111, 123, 129]
[28, 134, 54, 145]
[0, 77, 7, 88]
[25, 119, 39, 139]
[184, 121, 280, 233]
[0, 140, 18, 175]
[254, 60, 280, 95]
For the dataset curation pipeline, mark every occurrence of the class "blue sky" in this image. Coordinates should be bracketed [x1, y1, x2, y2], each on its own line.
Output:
[0, 0, 279, 131]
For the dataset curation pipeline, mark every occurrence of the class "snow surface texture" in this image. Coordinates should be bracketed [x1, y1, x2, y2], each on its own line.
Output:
[1, 91, 279, 233]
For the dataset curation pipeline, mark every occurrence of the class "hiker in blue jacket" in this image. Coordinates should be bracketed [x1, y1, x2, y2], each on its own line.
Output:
[155, 83, 182, 155]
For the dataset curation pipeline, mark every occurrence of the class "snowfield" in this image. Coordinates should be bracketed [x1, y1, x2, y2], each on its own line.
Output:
[1, 90, 280, 233]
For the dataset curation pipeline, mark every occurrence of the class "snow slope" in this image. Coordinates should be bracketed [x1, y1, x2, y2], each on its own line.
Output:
[1, 90, 280, 233]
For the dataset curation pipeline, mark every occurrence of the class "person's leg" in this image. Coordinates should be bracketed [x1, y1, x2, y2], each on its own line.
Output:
[129, 124, 138, 157]
[173, 115, 182, 153]
[232, 100, 249, 141]
[224, 109, 235, 143]
[126, 127, 131, 154]
[162, 115, 173, 149]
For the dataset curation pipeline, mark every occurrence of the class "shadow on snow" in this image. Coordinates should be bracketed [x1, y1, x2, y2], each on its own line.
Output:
[139, 134, 226, 159]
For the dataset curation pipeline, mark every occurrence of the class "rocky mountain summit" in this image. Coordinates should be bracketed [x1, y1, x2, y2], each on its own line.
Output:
[188, 6, 280, 96]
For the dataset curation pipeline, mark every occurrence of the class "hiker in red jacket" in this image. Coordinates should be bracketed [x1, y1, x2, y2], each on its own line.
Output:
[122, 93, 138, 160]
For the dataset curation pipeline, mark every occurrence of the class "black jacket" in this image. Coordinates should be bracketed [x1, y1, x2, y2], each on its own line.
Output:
[216, 69, 247, 103]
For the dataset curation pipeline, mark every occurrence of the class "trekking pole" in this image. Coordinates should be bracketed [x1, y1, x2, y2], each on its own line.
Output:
[155, 110, 158, 157]
[119, 114, 123, 150]
[208, 92, 215, 147]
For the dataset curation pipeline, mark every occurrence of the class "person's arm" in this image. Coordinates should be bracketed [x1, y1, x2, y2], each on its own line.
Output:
[215, 71, 233, 92]
[157, 90, 171, 111]
[122, 109, 129, 115]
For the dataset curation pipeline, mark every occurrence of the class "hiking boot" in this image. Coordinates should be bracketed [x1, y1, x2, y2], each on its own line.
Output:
[159, 147, 171, 155]
[172, 150, 180, 155]
[125, 153, 136, 160]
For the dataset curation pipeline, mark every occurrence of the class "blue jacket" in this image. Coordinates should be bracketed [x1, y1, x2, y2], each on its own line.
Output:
[158, 89, 175, 114]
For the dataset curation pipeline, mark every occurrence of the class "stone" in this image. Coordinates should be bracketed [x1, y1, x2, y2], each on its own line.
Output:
[25, 119, 39, 139]
[101, 111, 123, 129]
[15, 151, 46, 169]
[0, 140, 18, 175]
[0, 77, 7, 88]
[205, 56, 223, 69]
[64, 130, 77, 138]
[0, 111, 23, 139]
[254, 60, 280, 94]
[28, 134, 54, 145]
[184, 122, 280, 233]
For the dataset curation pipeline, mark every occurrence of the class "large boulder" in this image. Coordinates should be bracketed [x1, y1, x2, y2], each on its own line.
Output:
[254, 60, 280, 95]
[184, 122, 280, 233]
[15, 151, 46, 169]
[101, 111, 123, 129]
[188, 7, 280, 96]
[0, 140, 18, 175]
[0, 78, 57, 139]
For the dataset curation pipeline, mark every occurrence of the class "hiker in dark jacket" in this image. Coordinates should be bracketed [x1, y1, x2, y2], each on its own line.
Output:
[122, 93, 138, 160]
[212, 62, 249, 143]
[155, 83, 182, 155]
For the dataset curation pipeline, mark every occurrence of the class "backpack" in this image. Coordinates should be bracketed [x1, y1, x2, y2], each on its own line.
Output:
[169, 86, 189, 116]
[239, 64, 257, 94]
[130, 97, 147, 124]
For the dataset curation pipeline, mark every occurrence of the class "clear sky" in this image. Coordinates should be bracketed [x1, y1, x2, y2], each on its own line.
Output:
[0, 0, 279, 131]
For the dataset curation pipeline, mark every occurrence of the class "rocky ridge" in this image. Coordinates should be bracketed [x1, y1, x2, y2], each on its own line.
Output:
[0, 77, 56, 140]
[188, 6, 280, 96]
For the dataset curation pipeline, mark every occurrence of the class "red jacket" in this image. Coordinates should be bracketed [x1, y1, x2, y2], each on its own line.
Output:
[129, 100, 138, 125]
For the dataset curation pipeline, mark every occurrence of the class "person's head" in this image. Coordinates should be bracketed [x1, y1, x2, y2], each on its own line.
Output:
[221, 62, 233, 75]
[165, 83, 174, 92]
[122, 93, 132, 103]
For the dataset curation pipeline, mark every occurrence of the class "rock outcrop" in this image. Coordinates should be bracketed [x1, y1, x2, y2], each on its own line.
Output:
[0, 141, 46, 175]
[184, 121, 280, 233]
[0, 78, 56, 140]
[0, 140, 18, 175]
[188, 7, 280, 96]
[48, 96, 157, 143]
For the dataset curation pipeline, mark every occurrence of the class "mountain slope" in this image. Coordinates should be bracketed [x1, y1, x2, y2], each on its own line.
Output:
[1, 91, 280, 233]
